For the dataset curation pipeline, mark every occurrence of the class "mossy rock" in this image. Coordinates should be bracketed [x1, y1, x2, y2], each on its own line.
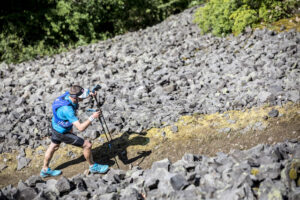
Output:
[289, 168, 297, 180]
[251, 168, 259, 176]
[267, 189, 283, 200]
[289, 159, 300, 180]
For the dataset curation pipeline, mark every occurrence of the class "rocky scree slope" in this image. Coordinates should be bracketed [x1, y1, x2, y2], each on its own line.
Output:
[0, 6, 300, 200]
[1, 141, 300, 199]
[0, 7, 299, 159]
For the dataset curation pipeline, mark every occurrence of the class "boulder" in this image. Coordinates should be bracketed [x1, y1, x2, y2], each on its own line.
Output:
[17, 157, 31, 170]
[170, 174, 189, 191]
[55, 176, 72, 195]
[151, 158, 171, 171]
[25, 175, 44, 187]
[268, 109, 279, 118]
[16, 187, 38, 200]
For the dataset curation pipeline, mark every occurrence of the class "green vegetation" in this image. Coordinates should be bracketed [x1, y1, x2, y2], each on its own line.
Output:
[0, 0, 203, 64]
[254, 14, 300, 32]
[194, 0, 299, 36]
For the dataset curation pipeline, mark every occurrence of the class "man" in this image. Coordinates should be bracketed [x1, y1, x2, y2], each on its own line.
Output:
[40, 85, 109, 177]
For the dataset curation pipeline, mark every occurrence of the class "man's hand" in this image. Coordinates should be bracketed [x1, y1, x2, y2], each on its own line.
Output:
[91, 110, 101, 119]
[89, 91, 97, 97]
[73, 110, 102, 132]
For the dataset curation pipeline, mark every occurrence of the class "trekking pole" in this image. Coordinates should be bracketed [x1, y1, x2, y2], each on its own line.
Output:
[100, 112, 113, 141]
[92, 86, 114, 141]
[91, 85, 120, 169]
[87, 108, 111, 149]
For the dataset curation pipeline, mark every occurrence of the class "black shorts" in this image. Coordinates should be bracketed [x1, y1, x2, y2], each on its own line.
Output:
[51, 127, 84, 147]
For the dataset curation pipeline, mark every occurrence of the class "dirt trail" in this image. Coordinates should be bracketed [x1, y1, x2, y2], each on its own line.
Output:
[0, 103, 300, 188]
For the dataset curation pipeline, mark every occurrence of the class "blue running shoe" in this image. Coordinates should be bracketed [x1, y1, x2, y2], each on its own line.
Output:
[89, 163, 109, 174]
[40, 168, 62, 178]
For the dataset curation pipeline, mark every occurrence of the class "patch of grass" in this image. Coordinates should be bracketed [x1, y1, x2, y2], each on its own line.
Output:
[0, 102, 299, 188]
[254, 14, 300, 32]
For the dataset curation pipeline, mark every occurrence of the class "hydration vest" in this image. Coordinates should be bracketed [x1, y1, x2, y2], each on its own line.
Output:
[52, 92, 78, 128]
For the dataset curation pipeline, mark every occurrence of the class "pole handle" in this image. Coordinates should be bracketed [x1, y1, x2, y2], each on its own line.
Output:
[92, 85, 101, 93]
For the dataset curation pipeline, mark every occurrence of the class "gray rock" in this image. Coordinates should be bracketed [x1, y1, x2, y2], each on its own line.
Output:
[170, 160, 187, 176]
[280, 25, 286, 31]
[227, 119, 236, 124]
[18, 148, 26, 157]
[183, 153, 196, 163]
[16, 187, 38, 200]
[25, 175, 44, 187]
[215, 182, 254, 200]
[289, 188, 300, 200]
[120, 187, 143, 200]
[83, 178, 98, 191]
[55, 176, 72, 195]
[1, 185, 18, 200]
[201, 172, 225, 190]
[17, 156, 31, 170]
[0, 190, 6, 200]
[268, 109, 279, 118]
[233, 173, 253, 189]
[239, 125, 252, 134]
[0, 163, 7, 171]
[63, 189, 90, 199]
[35, 183, 46, 193]
[98, 193, 120, 200]
[258, 179, 286, 200]
[144, 168, 175, 195]
[66, 151, 76, 159]
[252, 121, 267, 131]
[288, 90, 300, 102]
[164, 84, 176, 94]
[144, 178, 159, 191]
[44, 179, 59, 196]
[17, 180, 28, 191]
[171, 126, 178, 133]
[91, 182, 108, 196]
[168, 189, 203, 200]
[151, 158, 171, 171]
[103, 168, 126, 184]
[89, 131, 100, 140]
[170, 174, 189, 191]
[128, 168, 144, 181]
[72, 177, 87, 191]
[258, 91, 274, 103]
[218, 127, 231, 133]
[106, 185, 118, 193]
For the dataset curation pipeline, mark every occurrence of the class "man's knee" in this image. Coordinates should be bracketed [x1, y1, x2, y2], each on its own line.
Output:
[83, 140, 92, 149]
[53, 146, 59, 151]
[50, 143, 60, 151]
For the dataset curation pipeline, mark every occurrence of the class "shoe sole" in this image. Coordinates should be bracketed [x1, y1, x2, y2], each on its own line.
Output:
[40, 172, 62, 178]
[89, 168, 109, 174]
[40, 174, 49, 178]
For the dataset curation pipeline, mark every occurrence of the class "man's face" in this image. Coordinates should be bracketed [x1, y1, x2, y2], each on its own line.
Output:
[70, 96, 84, 103]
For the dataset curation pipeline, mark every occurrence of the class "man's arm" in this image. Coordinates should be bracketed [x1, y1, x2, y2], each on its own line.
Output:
[72, 111, 101, 132]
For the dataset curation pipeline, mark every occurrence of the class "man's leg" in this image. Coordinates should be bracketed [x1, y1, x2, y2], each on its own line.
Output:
[43, 142, 60, 170]
[85, 139, 109, 173]
[82, 140, 94, 166]
[40, 142, 62, 177]
[61, 133, 109, 173]
[58, 133, 92, 165]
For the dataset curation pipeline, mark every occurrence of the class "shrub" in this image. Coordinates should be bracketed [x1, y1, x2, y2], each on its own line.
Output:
[194, 0, 299, 36]
[0, 0, 204, 64]
[230, 5, 258, 35]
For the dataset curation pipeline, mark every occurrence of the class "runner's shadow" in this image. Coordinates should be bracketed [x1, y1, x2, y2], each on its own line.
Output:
[55, 131, 151, 170]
